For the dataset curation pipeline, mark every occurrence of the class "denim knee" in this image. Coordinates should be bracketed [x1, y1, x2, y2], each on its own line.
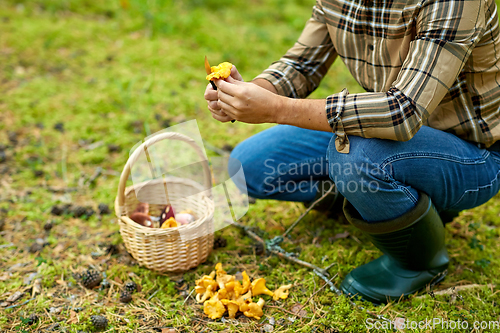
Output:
[228, 142, 270, 198]
[327, 136, 385, 195]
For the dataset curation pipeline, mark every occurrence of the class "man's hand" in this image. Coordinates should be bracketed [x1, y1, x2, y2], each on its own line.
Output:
[215, 76, 284, 124]
[204, 66, 243, 123]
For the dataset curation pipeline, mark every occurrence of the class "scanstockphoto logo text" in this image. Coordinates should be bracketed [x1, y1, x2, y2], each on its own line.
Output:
[263, 159, 389, 194]
[366, 317, 500, 331]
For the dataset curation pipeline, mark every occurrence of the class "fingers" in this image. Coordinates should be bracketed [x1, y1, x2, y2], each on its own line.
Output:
[209, 105, 233, 122]
[217, 99, 238, 119]
[204, 83, 218, 101]
[230, 65, 244, 82]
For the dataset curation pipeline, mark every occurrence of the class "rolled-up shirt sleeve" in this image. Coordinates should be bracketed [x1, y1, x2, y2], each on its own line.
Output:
[327, 0, 486, 152]
[255, 2, 337, 98]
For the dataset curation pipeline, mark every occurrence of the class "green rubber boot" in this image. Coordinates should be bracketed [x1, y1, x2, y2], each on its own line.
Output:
[340, 193, 449, 304]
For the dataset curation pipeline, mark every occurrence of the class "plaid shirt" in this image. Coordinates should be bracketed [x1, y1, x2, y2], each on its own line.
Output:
[256, 0, 500, 153]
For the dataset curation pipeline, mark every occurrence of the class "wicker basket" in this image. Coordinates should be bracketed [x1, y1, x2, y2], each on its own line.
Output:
[114, 132, 214, 272]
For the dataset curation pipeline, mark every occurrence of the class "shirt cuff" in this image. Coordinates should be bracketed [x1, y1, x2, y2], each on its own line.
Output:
[325, 88, 350, 153]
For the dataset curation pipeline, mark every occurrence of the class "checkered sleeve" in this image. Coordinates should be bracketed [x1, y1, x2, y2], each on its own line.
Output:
[327, 0, 486, 150]
[255, 2, 337, 98]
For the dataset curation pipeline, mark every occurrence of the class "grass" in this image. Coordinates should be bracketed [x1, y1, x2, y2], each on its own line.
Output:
[0, 0, 500, 332]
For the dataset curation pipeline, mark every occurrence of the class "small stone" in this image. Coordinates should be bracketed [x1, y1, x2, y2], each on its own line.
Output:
[98, 203, 110, 215]
[263, 324, 274, 332]
[49, 306, 61, 314]
[53, 122, 64, 132]
[248, 196, 257, 204]
[0, 151, 6, 163]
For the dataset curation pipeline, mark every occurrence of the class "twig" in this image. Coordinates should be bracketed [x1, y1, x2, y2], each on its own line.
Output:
[183, 288, 195, 305]
[86, 167, 103, 186]
[147, 289, 160, 301]
[231, 222, 328, 276]
[4, 297, 35, 309]
[417, 283, 496, 298]
[283, 184, 335, 238]
[292, 274, 338, 317]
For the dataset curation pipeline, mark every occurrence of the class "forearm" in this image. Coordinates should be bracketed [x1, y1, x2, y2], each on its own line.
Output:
[276, 97, 331, 132]
[251, 78, 278, 94]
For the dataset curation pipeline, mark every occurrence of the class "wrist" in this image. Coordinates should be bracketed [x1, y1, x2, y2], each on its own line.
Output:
[273, 95, 291, 125]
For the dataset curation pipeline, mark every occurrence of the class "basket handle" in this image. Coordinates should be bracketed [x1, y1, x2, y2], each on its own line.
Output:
[115, 131, 212, 216]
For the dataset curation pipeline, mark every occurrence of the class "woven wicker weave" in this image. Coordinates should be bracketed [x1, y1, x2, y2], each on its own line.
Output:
[115, 132, 214, 272]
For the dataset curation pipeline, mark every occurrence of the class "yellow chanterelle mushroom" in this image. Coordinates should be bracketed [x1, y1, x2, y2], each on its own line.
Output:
[195, 272, 218, 303]
[203, 293, 226, 320]
[215, 263, 235, 289]
[273, 284, 293, 301]
[243, 298, 265, 320]
[221, 299, 239, 319]
[240, 271, 251, 294]
[251, 278, 274, 297]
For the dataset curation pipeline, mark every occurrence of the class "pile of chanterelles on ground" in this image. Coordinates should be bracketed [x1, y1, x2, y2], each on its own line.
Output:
[195, 263, 293, 320]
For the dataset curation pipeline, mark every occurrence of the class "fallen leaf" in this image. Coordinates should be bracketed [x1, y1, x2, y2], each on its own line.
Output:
[52, 243, 66, 256]
[290, 303, 307, 318]
[67, 310, 79, 324]
[329, 231, 350, 242]
[0, 273, 10, 281]
[114, 276, 123, 284]
[6, 291, 23, 303]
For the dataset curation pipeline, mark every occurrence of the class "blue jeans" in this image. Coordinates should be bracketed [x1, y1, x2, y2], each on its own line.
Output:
[229, 125, 500, 222]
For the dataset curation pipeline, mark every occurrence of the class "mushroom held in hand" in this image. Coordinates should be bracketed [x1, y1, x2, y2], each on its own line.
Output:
[251, 278, 274, 297]
[206, 62, 233, 81]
